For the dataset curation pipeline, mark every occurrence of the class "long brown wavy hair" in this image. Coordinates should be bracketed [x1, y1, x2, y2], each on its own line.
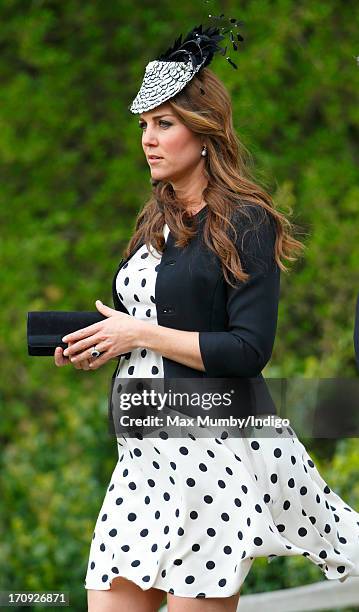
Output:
[124, 67, 305, 288]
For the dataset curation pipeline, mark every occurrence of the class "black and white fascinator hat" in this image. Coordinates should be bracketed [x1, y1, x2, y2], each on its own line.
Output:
[128, 9, 245, 115]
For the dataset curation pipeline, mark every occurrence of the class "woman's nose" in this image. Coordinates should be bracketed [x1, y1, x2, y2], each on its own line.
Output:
[142, 128, 158, 146]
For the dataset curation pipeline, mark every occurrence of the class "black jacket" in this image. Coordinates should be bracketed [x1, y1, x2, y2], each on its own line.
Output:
[111, 204, 280, 387]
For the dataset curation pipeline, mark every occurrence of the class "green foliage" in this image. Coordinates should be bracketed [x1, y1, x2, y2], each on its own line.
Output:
[1, 1, 358, 610]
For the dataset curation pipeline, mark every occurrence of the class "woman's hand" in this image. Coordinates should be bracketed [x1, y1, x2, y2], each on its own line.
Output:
[54, 341, 92, 370]
[58, 300, 145, 371]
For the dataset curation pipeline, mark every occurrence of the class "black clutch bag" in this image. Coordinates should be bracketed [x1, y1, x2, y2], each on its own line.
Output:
[27, 311, 108, 356]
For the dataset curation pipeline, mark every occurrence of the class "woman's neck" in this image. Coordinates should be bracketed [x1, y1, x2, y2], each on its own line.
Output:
[171, 175, 208, 216]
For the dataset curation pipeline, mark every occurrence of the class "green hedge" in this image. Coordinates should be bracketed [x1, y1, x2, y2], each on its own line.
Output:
[1, 1, 358, 610]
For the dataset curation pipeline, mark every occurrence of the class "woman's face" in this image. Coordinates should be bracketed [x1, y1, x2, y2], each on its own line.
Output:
[139, 103, 204, 183]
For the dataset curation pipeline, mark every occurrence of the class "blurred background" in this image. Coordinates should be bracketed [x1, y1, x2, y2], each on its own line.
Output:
[0, 0, 358, 610]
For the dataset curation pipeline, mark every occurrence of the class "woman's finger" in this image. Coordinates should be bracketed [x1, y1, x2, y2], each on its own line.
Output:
[54, 342, 93, 370]
[67, 340, 92, 370]
[54, 346, 71, 367]
[73, 358, 91, 371]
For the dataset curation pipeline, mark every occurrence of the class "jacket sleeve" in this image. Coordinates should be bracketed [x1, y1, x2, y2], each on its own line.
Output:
[198, 207, 281, 377]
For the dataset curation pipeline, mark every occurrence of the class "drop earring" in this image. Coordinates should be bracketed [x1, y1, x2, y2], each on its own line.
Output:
[201, 146, 207, 157]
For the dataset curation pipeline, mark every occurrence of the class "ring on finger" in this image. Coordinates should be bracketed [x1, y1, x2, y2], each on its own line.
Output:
[90, 345, 102, 359]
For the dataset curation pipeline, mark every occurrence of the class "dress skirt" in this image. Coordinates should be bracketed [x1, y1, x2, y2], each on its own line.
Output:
[83, 421, 359, 598]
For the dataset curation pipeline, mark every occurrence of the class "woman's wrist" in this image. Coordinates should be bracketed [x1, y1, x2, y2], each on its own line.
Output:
[131, 319, 152, 350]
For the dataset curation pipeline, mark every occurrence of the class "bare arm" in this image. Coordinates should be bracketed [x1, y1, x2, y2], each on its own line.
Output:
[134, 321, 205, 372]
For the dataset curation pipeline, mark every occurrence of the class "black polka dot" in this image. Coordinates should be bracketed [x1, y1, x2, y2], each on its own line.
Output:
[319, 550, 327, 558]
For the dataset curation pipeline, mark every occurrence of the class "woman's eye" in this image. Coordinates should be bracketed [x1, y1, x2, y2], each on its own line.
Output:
[138, 121, 172, 130]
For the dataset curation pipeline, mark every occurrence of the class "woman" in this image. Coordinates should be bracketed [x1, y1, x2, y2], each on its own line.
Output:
[55, 20, 359, 612]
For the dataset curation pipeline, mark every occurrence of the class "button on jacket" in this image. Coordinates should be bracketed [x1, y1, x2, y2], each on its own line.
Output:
[111, 204, 280, 391]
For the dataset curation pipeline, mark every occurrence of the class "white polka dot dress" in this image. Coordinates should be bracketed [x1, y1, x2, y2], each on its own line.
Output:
[84, 224, 359, 598]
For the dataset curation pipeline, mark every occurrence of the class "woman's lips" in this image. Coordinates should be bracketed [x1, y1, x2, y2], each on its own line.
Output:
[148, 157, 163, 164]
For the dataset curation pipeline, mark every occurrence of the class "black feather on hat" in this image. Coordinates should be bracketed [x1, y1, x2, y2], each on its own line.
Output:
[129, 13, 244, 113]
